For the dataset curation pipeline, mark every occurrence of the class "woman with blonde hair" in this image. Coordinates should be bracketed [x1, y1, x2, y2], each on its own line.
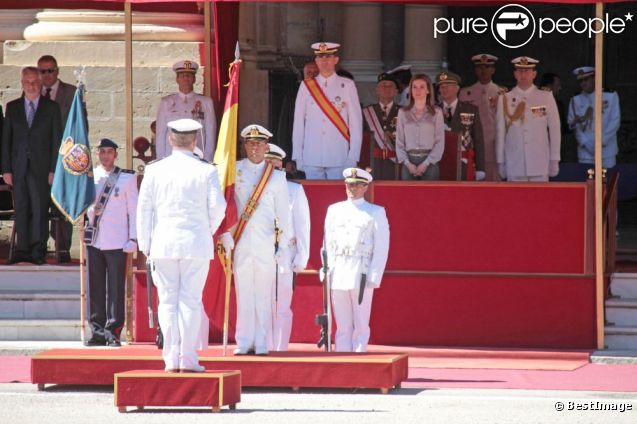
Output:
[395, 73, 445, 180]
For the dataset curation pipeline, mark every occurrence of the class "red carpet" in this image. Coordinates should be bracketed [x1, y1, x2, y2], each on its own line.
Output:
[0, 356, 31, 383]
[405, 364, 637, 392]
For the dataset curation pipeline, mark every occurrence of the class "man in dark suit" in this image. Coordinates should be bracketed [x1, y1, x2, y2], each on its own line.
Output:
[436, 71, 485, 181]
[1, 66, 62, 264]
[38, 55, 78, 262]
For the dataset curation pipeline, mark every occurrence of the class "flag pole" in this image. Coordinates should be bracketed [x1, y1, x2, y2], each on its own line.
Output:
[222, 254, 232, 356]
[79, 223, 87, 343]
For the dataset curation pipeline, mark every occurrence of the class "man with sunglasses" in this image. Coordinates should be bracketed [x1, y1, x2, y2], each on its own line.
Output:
[38, 55, 85, 263]
[323, 168, 390, 352]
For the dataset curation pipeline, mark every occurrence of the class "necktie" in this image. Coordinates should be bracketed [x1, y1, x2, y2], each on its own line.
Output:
[44, 88, 52, 99]
[445, 107, 453, 125]
[27, 101, 35, 128]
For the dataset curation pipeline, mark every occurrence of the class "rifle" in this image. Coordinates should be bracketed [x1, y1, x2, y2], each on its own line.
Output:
[145, 259, 163, 349]
[315, 239, 332, 352]
[274, 218, 281, 304]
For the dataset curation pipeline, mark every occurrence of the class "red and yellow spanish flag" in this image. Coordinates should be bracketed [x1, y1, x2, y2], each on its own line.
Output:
[203, 57, 241, 342]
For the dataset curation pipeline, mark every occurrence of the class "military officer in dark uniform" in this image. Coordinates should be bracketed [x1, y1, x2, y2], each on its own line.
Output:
[436, 71, 485, 180]
[362, 73, 400, 180]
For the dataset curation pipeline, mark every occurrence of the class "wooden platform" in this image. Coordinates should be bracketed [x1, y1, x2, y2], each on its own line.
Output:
[32, 345, 408, 393]
[115, 370, 241, 413]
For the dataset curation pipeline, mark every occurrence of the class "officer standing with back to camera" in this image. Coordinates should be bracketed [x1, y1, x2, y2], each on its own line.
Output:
[84, 138, 138, 347]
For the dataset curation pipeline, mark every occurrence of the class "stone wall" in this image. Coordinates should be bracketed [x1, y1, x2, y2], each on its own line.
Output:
[1, 40, 204, 169]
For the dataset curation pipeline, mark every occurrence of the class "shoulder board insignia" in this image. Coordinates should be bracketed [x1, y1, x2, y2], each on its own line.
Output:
[198, 158, 211, 164]
[540, 86, 552, 92]
[121, 169, 135, 174]
[497, 87, 508, 94]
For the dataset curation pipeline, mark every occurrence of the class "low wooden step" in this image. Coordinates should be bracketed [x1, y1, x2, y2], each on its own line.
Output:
[114, 369, 241, 413]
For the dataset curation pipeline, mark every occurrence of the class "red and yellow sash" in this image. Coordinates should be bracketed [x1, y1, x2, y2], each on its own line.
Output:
[232, 162, 275, 245]
[304, 78, 350, 143]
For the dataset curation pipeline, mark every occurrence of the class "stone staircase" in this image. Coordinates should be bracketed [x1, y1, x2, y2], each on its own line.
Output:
[606, 273, 637, 349]
[0, 265, 83, 341]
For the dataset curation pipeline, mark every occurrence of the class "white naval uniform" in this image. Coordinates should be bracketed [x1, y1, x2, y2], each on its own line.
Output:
[459, 81, 503, 180]
[567, 90, 620, 169]
[324, 198, 390, 352]
[292, 74, 363, 179]
[269, 180, 310, 351]
[87, 166, 138, 250]
[137, 150, 226, 370]
[496, 85, 561, 181]
[86, 166, 138, 342]
[155, 92, 217, 161]
[232, 159, 291, 353]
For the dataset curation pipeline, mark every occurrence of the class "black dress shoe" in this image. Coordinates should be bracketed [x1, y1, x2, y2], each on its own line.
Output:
[84, 337, 106, 347]
[31, 257, 46, 265]
[107, 339, 121, 347]
[58, 253, 71, 263]
[8, 255, 31, 265]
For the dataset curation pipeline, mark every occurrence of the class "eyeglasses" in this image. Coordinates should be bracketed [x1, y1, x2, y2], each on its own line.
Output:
[38, 68, 58, 74]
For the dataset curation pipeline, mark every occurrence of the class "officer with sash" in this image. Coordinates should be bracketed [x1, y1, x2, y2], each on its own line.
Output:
[263, 144, 310, 351]
[363, 73, 400, 180]
[137, 119, 226, 372]
[220, 125, 291, 356]
[292, 42, 363, 180]
[155, 60, 216, 161]
[436, 71, 485, 180]
[567, 66, 620, 169]
[324, 168, 389, 352]
[85, 138, 138, 347]
[459, 54, 507, 181]
[496, 56, 561, 182]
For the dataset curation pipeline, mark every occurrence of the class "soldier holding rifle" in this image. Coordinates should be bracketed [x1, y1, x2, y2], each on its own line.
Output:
[323, 168, 389, 352]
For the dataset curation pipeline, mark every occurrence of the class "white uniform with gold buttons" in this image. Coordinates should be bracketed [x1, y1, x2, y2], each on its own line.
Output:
[269, 180, 310, 351]
[137, 119, 226, 371]
[88, 166, 138, 250]
[496, 85, 561, 181]
[232, 159, 291, 354]
[324, 170, 389, 352]
[155, 92, 216, 161]
[292, 73, 363, 179]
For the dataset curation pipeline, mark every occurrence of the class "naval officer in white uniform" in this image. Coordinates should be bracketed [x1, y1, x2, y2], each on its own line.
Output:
[264, 143, 310, 351]
[137, 118, 226, 372]
[496, 56, 561, 182]
[567, 66, 621, 169]
[85, 138, 138, 347]
[324, 168, 390, 352]
[220, 125, 291, 356]
[292, 42, 363, 180]
[155, 60, 216, 161]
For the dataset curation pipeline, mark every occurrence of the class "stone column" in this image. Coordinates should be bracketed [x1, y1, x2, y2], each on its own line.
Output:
[340, 2, 383, 83]
[23, 9, 204, 41]
[381, 4, 404, 71]
[0, 9, 40, 62]
[403, 5, 447, 76]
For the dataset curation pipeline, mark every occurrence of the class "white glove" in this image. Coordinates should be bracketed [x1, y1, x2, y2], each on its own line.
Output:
[497, 163, 507, 180]
[319, 267, 326, 283]
[86, 207, 95, 225]
[122, 239, 137, 253]
[475, 171, 486, 181]
[220, 232, 234, 259]
[549, 160, 559, 177]
[292, 257, 305, 273]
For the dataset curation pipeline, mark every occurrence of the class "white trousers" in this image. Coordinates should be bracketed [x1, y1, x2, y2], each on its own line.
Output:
[152, 258, 209, 370]
[233, 249, 275, 352]
[304, 166, 344, 180]
[331, 287, 374, 352]
[269, 267, 294, 351]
